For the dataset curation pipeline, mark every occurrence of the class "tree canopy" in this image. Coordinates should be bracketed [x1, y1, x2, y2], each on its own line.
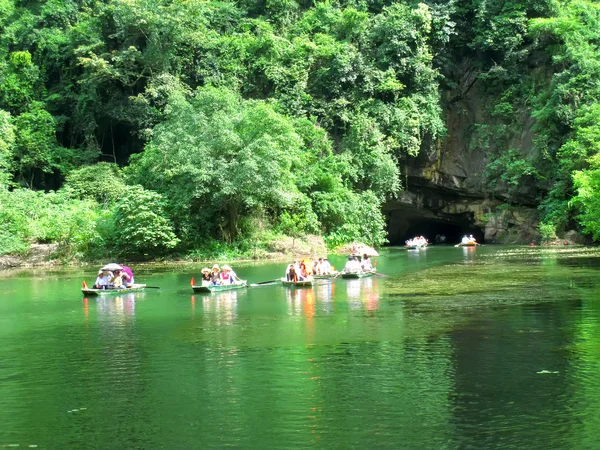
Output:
[2, 0, 600, 257]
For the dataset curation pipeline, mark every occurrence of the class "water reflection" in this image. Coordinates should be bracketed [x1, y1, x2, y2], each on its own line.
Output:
[343, 278, 380, 311]
[92, 293, 138, 319]
[201, 290, 240, 326]
[462, 246, 476, 262]
[314, 281, 334, 314]
[286, 288, 316, 318]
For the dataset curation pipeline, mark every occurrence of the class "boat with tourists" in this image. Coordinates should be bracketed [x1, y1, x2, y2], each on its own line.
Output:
[82, 283, 147, 296]
[82, 263, 147, 296]
[405, 236, 428, 250]
[191, 264, 246, 293]
[339, 253, 377, 278]
[456, 235, 479, 247]
[192, 281, 247, 293]
[340, 270, 376, 279]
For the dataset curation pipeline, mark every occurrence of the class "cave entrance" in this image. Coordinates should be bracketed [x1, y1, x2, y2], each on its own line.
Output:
[404, 219, 475, 245]
[386, 214, 484, 246]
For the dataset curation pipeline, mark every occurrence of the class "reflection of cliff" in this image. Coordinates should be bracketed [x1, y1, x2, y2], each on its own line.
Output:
[447, 306, 579, 448]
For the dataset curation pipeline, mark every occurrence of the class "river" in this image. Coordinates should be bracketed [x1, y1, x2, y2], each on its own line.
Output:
[1, 245, 600, 449]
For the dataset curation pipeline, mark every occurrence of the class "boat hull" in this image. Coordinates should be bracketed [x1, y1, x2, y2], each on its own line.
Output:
[281, 278, 313, 287]
[82, 284, 146, 296]
[341, 270, 376, 279]
[313, 272, 338, 279]
[192, 281, 247, 293]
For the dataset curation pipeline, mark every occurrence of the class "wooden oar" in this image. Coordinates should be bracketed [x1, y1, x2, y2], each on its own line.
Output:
[145, 286, 161, 289]
[250, 279, 281, 287]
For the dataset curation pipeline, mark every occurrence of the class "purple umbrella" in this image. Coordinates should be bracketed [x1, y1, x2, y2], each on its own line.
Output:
[121, 265, 134, 283]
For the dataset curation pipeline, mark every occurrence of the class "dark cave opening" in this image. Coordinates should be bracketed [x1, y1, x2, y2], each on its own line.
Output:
[386, 213, 485, 246]
[403, 219, 483, 245]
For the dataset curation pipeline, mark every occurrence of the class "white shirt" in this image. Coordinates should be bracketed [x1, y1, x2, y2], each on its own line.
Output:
[344, 260, 360, 272]
[95, 273, 112, 287]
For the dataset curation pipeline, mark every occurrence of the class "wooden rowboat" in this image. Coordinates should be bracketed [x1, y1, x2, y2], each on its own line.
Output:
[281, 277, 313, 287]
[406, 244, 427, 250]
[192, 281, 247, 293]
[313, 272, 339, 279]
[456, 241, 478, 247]
[82, 283, 146, 296]
[340, 270, 376, 279]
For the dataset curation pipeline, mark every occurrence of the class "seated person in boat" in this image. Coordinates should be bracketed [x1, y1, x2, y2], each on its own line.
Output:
[210, 264, 222, 285]
[301, 259, 313, 276]
[313, 259, 321, 275]
[286, 263, 298, 282]
[201, 268, 212, 286]
[286, 260, 301, 281]
[119, 265, 134, 287]
[93, 269, 112, 289]
[461, 235, 470, 245]
[362, 254, 372, 271]
[119, 270, 132, 287]
[221, 265, 235, 284]
[111, 269, 125, 288]
[322, 258, 332, 275]
[222, 265, 241, 284]
[344, 256, 360, 273]
[298, 263, 309, 280]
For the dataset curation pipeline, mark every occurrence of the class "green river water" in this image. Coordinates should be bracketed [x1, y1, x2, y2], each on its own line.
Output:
[2, 245, 600, 449]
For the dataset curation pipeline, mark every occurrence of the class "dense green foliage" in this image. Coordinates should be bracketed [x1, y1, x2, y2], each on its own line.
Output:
[2, 0, 600, 259]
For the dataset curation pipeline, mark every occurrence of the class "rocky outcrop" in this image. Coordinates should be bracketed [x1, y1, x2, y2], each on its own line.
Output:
[385, 63, 542, 244]
[0, 244, 58, 270]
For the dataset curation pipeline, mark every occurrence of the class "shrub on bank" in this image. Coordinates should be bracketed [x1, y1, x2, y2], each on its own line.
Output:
[0, 188, 101, 258]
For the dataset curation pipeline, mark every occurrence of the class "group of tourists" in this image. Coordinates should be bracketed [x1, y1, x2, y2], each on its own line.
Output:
[285, 258, 333, 282]
[343, 254, 373, 273]
[201, 264, 241, 286]
[406, 236, 428, 247]
[93, 265, 135, 289]
[460, 235, 478, 245]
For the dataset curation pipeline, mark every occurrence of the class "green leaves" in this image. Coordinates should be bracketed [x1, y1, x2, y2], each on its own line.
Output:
[113, 185, 179, 257]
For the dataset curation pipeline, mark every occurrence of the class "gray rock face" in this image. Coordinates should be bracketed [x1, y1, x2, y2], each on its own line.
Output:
[385, 71, 542, 244]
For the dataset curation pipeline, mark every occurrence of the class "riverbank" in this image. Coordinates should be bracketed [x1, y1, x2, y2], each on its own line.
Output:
[0, 235, 332, 270]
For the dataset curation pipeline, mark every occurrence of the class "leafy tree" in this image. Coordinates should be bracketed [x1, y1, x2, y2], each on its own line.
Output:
[127, 86, 308, 242]
[113, 185, 179, 258]
[62, 162, 126, 205]
[11, 101, 75, 188]
[573, 152, 600, 240]
[0, 109, 14, 187]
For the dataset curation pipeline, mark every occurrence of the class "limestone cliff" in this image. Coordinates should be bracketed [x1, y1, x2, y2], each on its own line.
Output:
[385, 64, 542, 245]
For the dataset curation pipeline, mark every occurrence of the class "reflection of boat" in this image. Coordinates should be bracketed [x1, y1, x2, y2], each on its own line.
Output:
[313, 272, 339, 279]
[341, 270, 376, 279]
[281, 277, 313, 287]
[82, 284, 146, 296]
[192, 281, 247, 293]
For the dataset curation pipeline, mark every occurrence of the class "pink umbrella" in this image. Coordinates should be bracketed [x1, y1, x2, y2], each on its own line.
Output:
[121, 265, 134, 282]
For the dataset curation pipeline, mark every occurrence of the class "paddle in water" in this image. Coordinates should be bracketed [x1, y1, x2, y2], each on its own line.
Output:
[372, 261, 387, 277]
[250, 279, 281, 287]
